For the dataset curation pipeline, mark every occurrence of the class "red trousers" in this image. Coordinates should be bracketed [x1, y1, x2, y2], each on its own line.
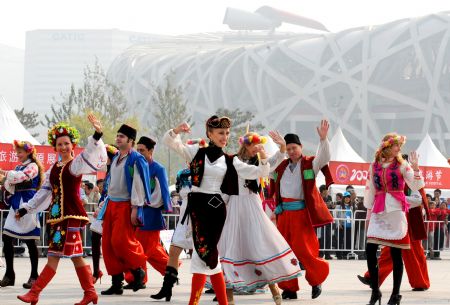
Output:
[102, 201, 147, 275]
[277, 209, 329, 291]
[136, 229, 169, 282]
[364, 239, 429, 289]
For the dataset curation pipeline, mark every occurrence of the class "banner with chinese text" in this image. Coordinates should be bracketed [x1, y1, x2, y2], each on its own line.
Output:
[0, 143, 83, 171]
[329, 161, 450, 189]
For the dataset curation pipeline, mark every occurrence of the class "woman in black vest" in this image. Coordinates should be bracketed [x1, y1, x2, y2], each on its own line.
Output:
[162, 116, 270, 305]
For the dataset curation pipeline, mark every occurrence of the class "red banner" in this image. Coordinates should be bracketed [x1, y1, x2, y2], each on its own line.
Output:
[329, 161, 450, 189]
[0, 143, 83, 171]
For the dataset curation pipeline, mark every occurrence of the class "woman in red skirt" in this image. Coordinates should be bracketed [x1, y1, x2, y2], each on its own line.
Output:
[16, 114, 107, 305]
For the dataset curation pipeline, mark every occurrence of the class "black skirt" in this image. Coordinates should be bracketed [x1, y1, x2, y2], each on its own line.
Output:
[185, 192, 226, 269]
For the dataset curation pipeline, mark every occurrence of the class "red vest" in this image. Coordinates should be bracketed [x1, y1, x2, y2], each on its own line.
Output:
[272, 156, 334, 228]
[407, 188, 429, 241]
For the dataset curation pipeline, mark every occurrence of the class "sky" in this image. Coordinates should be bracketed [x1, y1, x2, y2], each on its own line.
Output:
[1, 0, 449, 49]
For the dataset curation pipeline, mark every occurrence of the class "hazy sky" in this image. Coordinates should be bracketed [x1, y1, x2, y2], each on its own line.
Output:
[1, 0, 449, 49]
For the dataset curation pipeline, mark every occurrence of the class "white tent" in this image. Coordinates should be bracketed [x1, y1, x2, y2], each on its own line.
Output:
[317, 127, 366, 197]
[416, 134, 450, 198]
[0, 96, 39, 145]
[416, 134, 450, 168]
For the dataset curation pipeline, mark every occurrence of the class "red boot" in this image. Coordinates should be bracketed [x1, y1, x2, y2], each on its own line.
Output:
[74, 265, 98, 305]
[17, 265, 56, 304]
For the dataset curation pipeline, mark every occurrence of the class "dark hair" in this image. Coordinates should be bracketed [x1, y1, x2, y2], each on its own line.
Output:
[319, 185, 327, 193]
[434, 189, 442, 194]
[205, 115, 231, 137]
[346, 185, 354, 191]
[96, 179, 104, 186]
[336, 192, 343, 199]
[85, 182, 94, 190]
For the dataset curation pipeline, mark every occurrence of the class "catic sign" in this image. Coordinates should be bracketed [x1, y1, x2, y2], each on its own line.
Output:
[328, 161, 450, 189]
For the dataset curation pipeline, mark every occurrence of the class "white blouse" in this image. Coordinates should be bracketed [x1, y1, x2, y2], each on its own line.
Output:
[23, 136, 107, 214]
[363, 160, 425, 214]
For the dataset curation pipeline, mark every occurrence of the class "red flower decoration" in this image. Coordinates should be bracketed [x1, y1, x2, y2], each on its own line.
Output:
[234, 271, 239, 277]
[254, 269, 262, 276]
[290, 258, 298, 266]
[199, 247, 206, 254]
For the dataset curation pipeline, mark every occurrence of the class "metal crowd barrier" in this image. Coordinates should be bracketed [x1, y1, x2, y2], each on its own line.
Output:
[0, 209, 181, 255]
[1, 208, 448, 259]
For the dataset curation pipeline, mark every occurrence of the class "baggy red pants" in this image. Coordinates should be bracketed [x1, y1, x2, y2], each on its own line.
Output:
[136, 229, 169, 282]
[102, 201, 147, 275]
[364, 239, 430, 289]
[277, 209, 329, 291]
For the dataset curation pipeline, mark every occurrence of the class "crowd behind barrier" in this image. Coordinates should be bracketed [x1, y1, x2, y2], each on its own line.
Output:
[1, 205, 448, 260]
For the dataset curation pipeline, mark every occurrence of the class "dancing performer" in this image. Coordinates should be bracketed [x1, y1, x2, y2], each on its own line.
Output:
[272, 120, 332, 300]
[16, 114, 107, 305]
[0, 141, 44, 289]
[151, 162, 194, 301]
[358, 155, 430, 292]
[100, 124, 151, 295]
[123, 136, 171, 288]
[163, 115, 270, 305]
[364, 134, 424, 305]
[89, 144, 118, 285]
[219, 131, 302, 305]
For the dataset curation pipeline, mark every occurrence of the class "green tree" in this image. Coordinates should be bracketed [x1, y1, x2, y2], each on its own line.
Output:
[149, 72, 193, 183]
[216, 108, 265, 153]
[44, 58, 133, 146]
[14, 107, 41, 138]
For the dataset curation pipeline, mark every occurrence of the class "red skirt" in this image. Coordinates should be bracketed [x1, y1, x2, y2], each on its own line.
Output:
[47, 219, 84, 257]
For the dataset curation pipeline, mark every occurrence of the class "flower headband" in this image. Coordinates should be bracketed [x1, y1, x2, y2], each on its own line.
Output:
[105, 144, 118, 159]
[239, 133, 267, 145]
[187, 138, 208, 147]
[48, 122, 80, 147]
[13, 140, 35, 154]
[206, 116, 231, 129]
[380, 135, 406, 149]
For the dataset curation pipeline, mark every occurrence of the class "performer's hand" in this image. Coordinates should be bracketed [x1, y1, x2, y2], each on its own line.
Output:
[131, 207, 139, 226]
[173, 122, 191, 134]
[15, 208, 27, 220]
[269, 131, 286, 152]
[255, 144, 267, 160]
[409, 151, 420, 171]
[88, 113, 103, 134]
[316, 119, 329, 141]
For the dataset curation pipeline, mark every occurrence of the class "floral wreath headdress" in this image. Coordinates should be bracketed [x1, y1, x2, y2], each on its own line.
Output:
[239, 124, 267, 145]
[13, 140, 36, 154]
[379, 134, 406, 149]
[105, 144, 119, 159]
[48, 122, 80, 147]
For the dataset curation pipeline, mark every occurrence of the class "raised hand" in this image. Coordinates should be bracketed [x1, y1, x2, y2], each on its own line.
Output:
[173, 122, 191, 134]
[409, 151, 420, 171]
[269, 131, 285, 147]
[88, 113, 103, 133]
[316, 120, 329, 141]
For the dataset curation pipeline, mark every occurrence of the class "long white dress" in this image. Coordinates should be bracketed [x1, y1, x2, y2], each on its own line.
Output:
[218, 152, 302, 291]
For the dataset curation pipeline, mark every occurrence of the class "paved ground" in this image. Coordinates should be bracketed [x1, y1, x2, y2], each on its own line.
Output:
[1, 253, 450, 305]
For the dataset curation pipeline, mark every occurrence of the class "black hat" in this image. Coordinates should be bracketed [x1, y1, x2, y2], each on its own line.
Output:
[117, 124, 137, 140]
[284, 133, 301, 146]
[137, 136, 156, 150]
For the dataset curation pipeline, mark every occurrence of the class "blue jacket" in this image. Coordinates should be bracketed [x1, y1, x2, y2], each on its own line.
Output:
[141, 160, 172, 231]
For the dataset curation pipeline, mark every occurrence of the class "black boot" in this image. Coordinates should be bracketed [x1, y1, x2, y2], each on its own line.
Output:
[0, 273, 15, 287]
[130, 267, 145, 292]
[367, 289, 382, 305]
[312, 285, 322, 299]
[281, 290, 297, 300]
[357, 275, 371, 286]
[101, 274, 124, 295]
[150, 266, 178, 301]
[387, 294, 402, 305]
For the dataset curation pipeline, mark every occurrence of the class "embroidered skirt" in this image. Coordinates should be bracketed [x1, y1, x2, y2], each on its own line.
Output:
[47, 219, 84, 257]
